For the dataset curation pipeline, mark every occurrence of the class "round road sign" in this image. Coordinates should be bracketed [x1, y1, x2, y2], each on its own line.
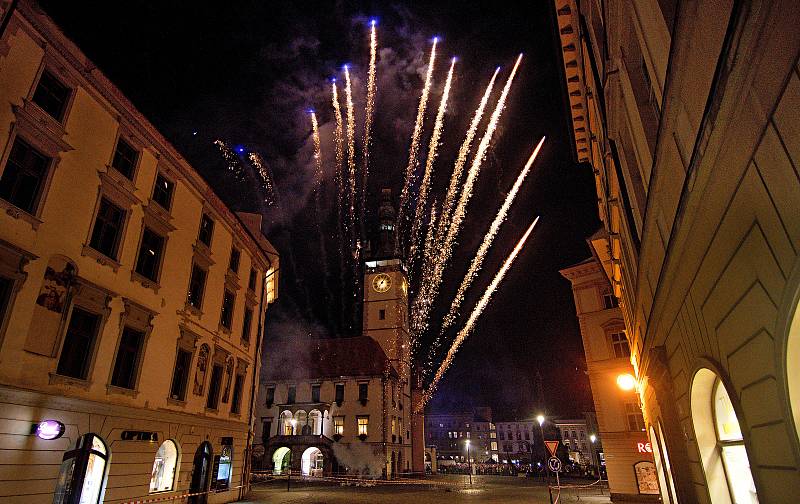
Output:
[548, 456, 562, 472]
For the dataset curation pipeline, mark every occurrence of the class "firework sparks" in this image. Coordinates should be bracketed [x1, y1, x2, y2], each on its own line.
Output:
[310, 111, 324, 193]
[435, 67, 500, 250]
[440, 137, 544, 335]
[409, 56, 456, 275]
[419, 215, 540, 411]
[412, 54, 524, 341]
[247, 152, 277, 207]
[331, 80, 348, 328]
[359, 21, 378, 244]
[397, 37, 438, 239]
[214, 139, 245, 179]
[344, 65, 357, 254]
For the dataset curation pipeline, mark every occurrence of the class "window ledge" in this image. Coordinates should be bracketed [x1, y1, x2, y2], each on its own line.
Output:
[131, 270, 161, 294]
[0, 199, 43, 230]
[81, 244, 121, 272]
[104, 164, 138, 193]
[225, 271, 241, 291]
[107, 384, 139, 398]
[182, 302, 203, 318]
[167, 397, 187, 407]
[49, 373, 91, 390]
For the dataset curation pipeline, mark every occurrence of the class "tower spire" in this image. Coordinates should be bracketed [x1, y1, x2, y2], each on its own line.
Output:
[376, 188, 398, 259]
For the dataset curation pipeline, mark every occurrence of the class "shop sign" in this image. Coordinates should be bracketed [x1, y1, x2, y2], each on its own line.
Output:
[122, 431, 158, 442]
[637, 441, 652, 453]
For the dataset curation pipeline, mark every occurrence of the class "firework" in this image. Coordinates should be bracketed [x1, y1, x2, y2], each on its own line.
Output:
[435, 67, 500, 250]
[331, 80, 348, 328]
[419, 215, 540, 411]
[397, 37, 438, 239]
[247, 152, 277, 207]
[359, 21, 378, 244]
[440, 137, 544, 336]
[344, 65, 357, 253]
[412, 54, 523, 341]
[310, 111, 324, 192]
[409, 56, 456, 275]
[214, 139, 245, 179]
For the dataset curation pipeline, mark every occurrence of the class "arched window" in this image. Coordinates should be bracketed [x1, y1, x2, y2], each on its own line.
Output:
[691, 368, 758, 504]
[149, 440, 179, 492]
[280, 410, 293, 435]
[53, 433, 110, 504]
[309, 410, 322, 435]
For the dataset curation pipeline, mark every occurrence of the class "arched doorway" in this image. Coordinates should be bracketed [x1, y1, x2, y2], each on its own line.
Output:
[189, 442, 212, 504]
[52, 433, 110, 504]
[301, 447, 324, 476]
[272, 447, 291, 475]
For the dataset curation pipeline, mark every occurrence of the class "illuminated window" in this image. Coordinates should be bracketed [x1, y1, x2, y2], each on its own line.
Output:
[357, 416, 369, 436]
[334, 416, 344, 435]
[714, 378, 757, 503]
[149, 440, 178, 493]
[211, 444, 232, 491]
[53, 434, 109, 504]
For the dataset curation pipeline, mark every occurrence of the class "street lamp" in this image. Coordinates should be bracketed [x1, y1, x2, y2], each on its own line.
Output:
[616, 373, 637, 391]
[465, 439, 473, 486]
[589, 434, 597, 476]
[536, 415, 548, 484]
[287, 419, 297, 491]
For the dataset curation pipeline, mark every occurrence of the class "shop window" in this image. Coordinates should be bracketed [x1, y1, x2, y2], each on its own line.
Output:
[149, 440, 179, 493]
[206, 363, 223, 409]
[32, 70, 71, 122]
[134, 227, 165, 282]
[691, 369, 758, 504]
[211, 444, 232, 492]
[169, 348, 192, 401]
[152, 174, 174, 210]
[110, 327, 144, 389]
[230, 373, 245, 414]
[198, 213, 214, 246]
[0, 137, 51, 214]
[241, 307, 253, 344]
[187, 264, 207, 310]
[611, 331, 630, 358]
[220, 290, 235, 330]
[111, 137, 139, 179]
[228, 247, 240, 274]
[89, 198, 125, 260]
[52, 434, 109, 504]
[56, 307, 101, 380]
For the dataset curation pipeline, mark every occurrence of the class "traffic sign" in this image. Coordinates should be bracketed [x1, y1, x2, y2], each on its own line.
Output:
[548, 456, 562, 473]
[545, 440, 559, 457]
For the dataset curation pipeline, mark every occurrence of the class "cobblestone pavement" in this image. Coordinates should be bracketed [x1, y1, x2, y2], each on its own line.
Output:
[243, 475, 612, 504]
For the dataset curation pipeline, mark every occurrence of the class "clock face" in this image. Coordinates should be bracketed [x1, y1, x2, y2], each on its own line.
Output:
[372, 273, 392, 293]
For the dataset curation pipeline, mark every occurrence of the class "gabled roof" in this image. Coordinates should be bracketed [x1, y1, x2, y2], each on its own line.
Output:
[263, 336, 396, 381]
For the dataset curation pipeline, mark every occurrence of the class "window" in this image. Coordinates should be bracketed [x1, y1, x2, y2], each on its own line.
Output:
[220, 290, 235, 329]
[152, 174, 174, 210]
[52, 434, 109, 504]
[111, 137, 138, 179]
[135, 228, 165, 282]
[89, 198, 125, 260]
[0, 138, 50, 214]
[32, 70, 70, 121]
[312, 384, 321, 403]
[379, 309, 386, 320]
[198, 213, 214, 246]
[262, 419, 272, 442]
[611, 331, 631, 358]
[287, 386, 296, 404]
[334, 416, 344, 435]
[149, 440, 178, 493]
[499, 432, 505, 440]
[357, 416, 369, 436]
[524, 431, 530, 440]
[265, 386, 275, 406]
[170, 348, 192, 400]
[56, 307, 100, 379]
[187, 264, 207, 309]
[602, 291, 619, 309]
[359, 383, 368, 402]
[625, 402, 645, 431]
[206, 364, 223, 410]
[335, 383, 344, 403]
[211, 444, 232, 491]
[110, 327, 144, 389]
[248, 268, 257, 291]
[228, 248, 240, 273]
[241, 306, 253, 344]
[230, 374, 245, 414]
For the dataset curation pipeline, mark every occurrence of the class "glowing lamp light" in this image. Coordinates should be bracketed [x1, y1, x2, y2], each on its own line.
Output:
[35, 420, 65, 440]
[536, 415, 545, 426]
[617, 373, 637, 391]
[590, 434, 597, 443]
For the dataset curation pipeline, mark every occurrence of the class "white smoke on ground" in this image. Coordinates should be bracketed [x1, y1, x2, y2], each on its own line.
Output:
[332, 443, 386, 478]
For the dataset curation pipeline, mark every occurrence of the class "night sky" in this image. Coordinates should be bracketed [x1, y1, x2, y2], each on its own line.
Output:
[39, 1, 600, 419]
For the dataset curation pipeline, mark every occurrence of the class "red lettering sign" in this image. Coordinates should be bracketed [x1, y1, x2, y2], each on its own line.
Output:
[636, 442, 652, 453]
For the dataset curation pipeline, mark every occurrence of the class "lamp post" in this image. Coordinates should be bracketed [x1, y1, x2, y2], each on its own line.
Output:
[536, 415, 548, 485]
[465, 439, 473, 486]
[589, 434, 597, 477]
[287, 419, 297, 491]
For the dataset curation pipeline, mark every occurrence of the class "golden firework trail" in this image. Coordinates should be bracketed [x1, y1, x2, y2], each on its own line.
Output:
[310, 111, 324, 192]
[418, 215, 540, 411]
[409, 56, 456, 275]
[344, 65, 357, 253]
[247, 152, 277, 207]
[412, 54, 523, 340]
[359, 21, 378, 243]
[440, 137, 544, 335]
[435, 67, 500, 250]
[397, 37, 438, 238]
[332, 80, 345, 214]
[422, 200, 439, 281]
[214, 139, 245, 179]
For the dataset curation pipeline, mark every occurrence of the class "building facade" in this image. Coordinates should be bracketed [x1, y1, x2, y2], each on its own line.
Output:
[425, 407, 498, 464]
[554, 0, 800, 502]
[561, 257, 657, 499]
[256, 191, 424, 479]
[554, 417, 601, 468]
[0, 2, 279, 502]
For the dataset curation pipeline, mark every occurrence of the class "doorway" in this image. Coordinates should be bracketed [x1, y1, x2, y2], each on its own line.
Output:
[189, 442, 213, 504]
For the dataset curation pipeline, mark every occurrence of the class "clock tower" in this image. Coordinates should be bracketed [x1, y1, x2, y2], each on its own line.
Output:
[363, 189, 410, 378]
